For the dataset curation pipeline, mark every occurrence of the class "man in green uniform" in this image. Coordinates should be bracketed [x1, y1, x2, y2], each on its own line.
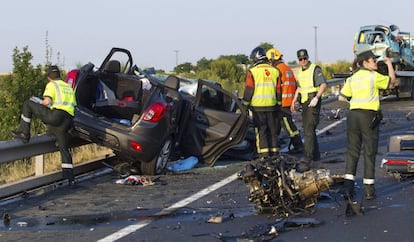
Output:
[12, 65, 77, 185]
[291, 49, 327, 170]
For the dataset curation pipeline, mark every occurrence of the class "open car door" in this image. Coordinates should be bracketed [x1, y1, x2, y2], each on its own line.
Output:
[98, 47, 134, 74]
[180, 80, 249, 166]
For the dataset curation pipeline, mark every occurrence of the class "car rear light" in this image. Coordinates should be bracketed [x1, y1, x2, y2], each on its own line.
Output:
[65, 70, 78, 89]
[383, 159, 414, 165]
[130, 141, 142, 151]
[142, 102, 169, 122]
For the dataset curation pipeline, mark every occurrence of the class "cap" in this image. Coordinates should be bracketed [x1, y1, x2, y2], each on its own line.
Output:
[297, 49, 309, 59]
[46, 65, 60, 77]
[357, 50, 379, 63]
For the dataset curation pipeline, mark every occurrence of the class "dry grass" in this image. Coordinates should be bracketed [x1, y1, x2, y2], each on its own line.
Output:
[0, 144, 112, 184]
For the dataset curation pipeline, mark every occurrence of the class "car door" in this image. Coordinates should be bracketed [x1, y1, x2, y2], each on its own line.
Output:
[98, 47, 134, 74]
[179, 80, 248, 166]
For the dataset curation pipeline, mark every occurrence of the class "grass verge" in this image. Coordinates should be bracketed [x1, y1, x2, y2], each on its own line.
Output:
[0, 144, 112, 184]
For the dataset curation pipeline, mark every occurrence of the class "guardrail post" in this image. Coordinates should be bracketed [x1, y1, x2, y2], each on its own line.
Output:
[34, 155, 44, 176]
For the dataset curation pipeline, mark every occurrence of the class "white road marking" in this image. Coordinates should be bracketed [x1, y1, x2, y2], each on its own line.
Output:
[98, 118, 346, 242]
[280, 117, 346, 152]
[98, 174, 239, 242]
[316, 117, 346, 136]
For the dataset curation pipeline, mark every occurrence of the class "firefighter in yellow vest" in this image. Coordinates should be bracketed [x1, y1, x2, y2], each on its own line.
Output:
[266, 48, 304, 154]
[291, 49, 327, 170]
[12, 65, 77, 186]
[339, 50, 396, 200]
[243, 46, 280, 160]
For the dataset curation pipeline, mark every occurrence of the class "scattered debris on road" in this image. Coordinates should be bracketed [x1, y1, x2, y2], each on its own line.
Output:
[115, 175, 155, 186]
[213, 217, 323, 241]
[207, 213, 234, 224]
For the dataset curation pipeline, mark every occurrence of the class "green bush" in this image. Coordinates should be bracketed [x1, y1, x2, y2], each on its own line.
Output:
[0, 46, 47, 140]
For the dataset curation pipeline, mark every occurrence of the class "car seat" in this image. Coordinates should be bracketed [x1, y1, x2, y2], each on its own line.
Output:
[164, 75, 183, 125]
[116, 76, 142, 101]
[165, 75, 181, 101]
[104, 60, 121, 73]
[94, 60, 143, 121]
[94, 79, 143, 121]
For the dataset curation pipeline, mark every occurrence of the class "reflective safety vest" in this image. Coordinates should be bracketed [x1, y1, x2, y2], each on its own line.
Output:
[297, 63, 319, 103]
[276, 62, 297, 107]
[249, 64, 278, 107]
[342, 69, 382, 111]
[43, 80, 77, 116]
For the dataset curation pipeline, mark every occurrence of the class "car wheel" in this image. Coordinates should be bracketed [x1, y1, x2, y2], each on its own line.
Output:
[141, 137, 172, 175]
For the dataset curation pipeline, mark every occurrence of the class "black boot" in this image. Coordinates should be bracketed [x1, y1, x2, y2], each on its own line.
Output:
[343, 179, 355, 200]
[11, 131, 30, 143]
[12, 119, 31, 143]
[364, 184, 376, 200]
[62, 168, 76, 186]
[288, 135, 304, 154]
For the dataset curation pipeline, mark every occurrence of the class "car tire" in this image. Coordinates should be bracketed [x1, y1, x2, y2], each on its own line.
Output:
[141, 137, 172, 175]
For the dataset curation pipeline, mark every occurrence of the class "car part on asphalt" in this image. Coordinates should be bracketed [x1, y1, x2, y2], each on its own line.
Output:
[241, 155, 333, 215]
[382, 130, 414, 179]
[213, 217, 323, 241]
[115, 175, 155, 186]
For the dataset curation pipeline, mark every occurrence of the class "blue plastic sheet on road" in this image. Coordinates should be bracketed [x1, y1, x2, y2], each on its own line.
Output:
[166, 156, 198, 171]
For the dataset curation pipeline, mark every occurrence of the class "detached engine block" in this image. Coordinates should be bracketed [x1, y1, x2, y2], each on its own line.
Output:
[241, 155, 333, 215]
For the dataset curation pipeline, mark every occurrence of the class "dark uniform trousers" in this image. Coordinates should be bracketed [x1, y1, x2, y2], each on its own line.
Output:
[345, 109, 379, 180]
[252, 110, 279, 158]
[275, 107, 303, 148]
[20, 100, 74, 180]
[301, 96, 321, 161]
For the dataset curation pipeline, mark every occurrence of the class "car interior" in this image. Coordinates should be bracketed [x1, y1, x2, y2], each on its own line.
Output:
[75, 60, 144, 123]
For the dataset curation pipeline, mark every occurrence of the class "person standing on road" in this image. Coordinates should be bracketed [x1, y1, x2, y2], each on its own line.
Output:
[243, 46, 280, 160]
[12, 65, 77, 186]
[266, 48, 304, 154]
[291, 49, 327, 170]
[339, 50, 396, 200]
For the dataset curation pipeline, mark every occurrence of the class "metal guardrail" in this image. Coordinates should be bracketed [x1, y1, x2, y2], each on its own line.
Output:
[0, 134, 90, 164]
[0, 135, 114, 199]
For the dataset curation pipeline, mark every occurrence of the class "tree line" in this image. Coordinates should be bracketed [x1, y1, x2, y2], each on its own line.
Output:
[170, 42, 352, 94]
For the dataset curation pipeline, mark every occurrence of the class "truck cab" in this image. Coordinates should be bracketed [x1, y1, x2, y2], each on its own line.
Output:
[353, 24, 414, 71]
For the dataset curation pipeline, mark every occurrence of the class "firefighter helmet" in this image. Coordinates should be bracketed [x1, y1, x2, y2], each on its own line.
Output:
[250, 47, 267, 64]
[266, 48, 283, 61]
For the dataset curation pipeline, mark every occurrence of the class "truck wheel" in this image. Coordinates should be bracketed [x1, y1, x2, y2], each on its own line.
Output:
[141, 137, 172, 175]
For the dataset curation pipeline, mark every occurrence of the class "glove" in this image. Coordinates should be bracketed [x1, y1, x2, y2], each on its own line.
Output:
[308, 96, 319, 107]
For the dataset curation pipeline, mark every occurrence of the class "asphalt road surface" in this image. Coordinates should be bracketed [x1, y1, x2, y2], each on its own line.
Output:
[1, 98, 414, 242]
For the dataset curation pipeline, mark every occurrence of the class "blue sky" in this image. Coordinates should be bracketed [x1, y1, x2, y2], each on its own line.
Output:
[1, 0, 413, 72]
